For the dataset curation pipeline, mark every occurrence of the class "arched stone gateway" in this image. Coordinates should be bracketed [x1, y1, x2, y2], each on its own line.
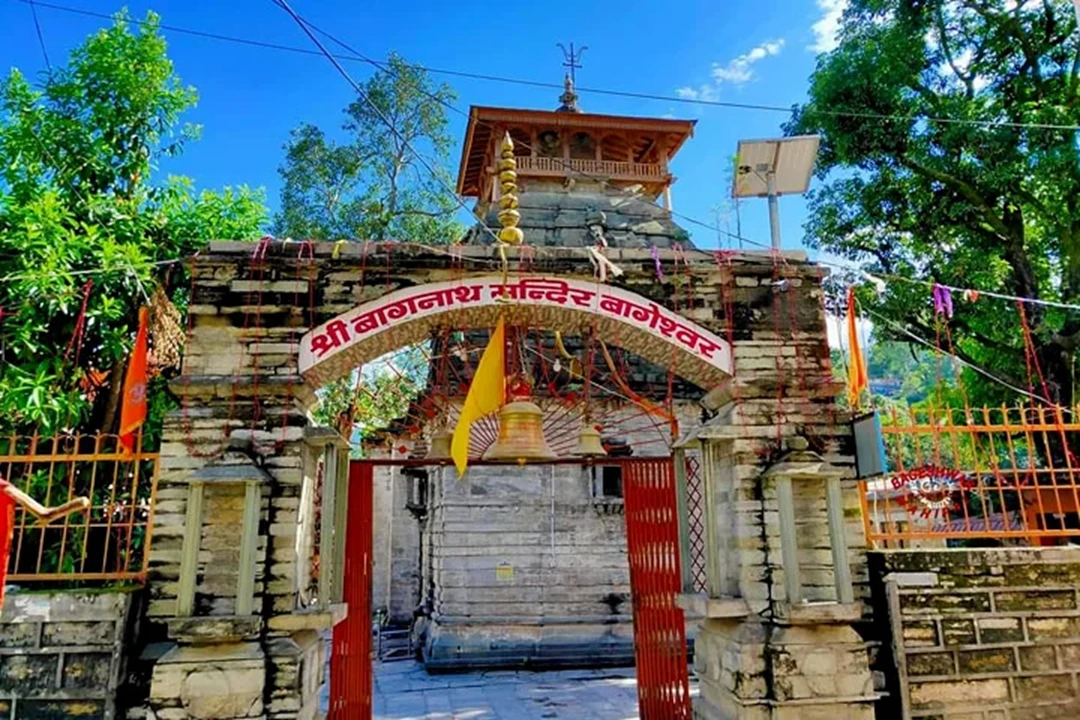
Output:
[146, 240, 875, 720]
[298, 275, 732, 391]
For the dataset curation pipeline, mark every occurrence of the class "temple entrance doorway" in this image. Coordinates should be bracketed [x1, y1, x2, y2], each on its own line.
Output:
[303, 274, 727, 719]
[329, 456, 693, 720]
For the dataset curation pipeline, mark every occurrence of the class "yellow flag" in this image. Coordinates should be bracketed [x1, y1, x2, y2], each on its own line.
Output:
[846, 287, 868, 409]
[452, 317, 506, 475]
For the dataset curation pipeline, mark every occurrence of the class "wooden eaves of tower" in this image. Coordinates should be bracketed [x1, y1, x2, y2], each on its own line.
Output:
[456, 106, 696, 209]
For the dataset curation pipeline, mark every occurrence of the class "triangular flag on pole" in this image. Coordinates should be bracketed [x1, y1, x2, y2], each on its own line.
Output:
[452, 317, 506, 476]
[846, 287, 869, 409]
[119, 307, 150, 454]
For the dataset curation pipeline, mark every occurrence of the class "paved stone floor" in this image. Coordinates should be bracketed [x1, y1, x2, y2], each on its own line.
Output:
[355, 660, 696, 719]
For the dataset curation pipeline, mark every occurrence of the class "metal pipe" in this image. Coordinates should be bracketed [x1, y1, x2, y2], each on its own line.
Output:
[767, 169, 781, 250]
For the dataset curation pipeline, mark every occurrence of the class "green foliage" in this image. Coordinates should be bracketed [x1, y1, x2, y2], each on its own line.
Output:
[312, 346, 429, 438]
[790, 0, 1080, 411]
[274, 53, 461, 243]
[0, 11, 267, 435]
[275, 54, 459, 435]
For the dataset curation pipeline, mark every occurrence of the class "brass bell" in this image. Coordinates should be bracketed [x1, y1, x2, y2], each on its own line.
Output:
[482, 400, 556, 463]
[572, 423, 607, 458]
[426, 428, 452, 460]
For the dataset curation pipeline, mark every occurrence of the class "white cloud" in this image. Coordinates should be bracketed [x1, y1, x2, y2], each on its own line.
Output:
[675, 85, 719, 102]
[811, 0, 848, 53]
[675, 39, 785, 103]
[711, 39, 786, 86]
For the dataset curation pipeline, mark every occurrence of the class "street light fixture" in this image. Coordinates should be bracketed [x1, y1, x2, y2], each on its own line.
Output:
[733, 135, 820, 250]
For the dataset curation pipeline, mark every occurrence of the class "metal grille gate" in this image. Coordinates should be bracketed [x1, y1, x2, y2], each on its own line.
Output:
[329, 461, 374, 719]
[623, 457, 693, 719]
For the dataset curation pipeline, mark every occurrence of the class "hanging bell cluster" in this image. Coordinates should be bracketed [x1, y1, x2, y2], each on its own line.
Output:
[572, 422, 607, 458]
[482, 398, 555, 464]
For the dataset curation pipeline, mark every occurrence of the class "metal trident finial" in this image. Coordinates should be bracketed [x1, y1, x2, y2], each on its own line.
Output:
[556, 42, 588, 86]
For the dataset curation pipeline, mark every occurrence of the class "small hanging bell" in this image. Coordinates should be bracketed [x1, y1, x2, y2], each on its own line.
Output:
[482, 399, 556, 463]
[426, 428, 453, 460]
[572, 423, 607, 458]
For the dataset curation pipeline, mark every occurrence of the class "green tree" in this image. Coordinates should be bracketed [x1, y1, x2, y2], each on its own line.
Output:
[790, 0, 1080, 411]
[273, 53, 460, 243]
[0, 12, 267, 436]
[276, 54, 461, 434]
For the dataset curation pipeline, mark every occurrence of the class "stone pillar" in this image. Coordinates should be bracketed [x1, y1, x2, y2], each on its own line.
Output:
[145, 251, 344, 719]
[677, 257, 876, 719]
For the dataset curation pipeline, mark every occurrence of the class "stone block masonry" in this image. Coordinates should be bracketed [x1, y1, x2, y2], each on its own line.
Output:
[144, 239, 858, 717]
[872, 548, 1080, 719]
[0, 590, 135, 719]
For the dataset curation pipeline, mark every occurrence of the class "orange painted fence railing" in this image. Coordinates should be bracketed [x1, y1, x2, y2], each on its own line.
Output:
[0, 431, 159, 582]
[859, 405, 1080, 548]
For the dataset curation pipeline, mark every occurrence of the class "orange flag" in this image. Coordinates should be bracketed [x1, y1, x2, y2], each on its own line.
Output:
[846, 287, 868, 409]
[119, 307, 149, 454]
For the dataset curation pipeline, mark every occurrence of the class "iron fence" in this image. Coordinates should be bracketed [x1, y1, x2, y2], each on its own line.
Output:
[0, 431, 159, 582]
[860, 405, 1080, 548]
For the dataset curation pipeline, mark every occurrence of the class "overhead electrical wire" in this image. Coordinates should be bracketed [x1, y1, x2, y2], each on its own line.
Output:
[27, 0, 51, 71]
[12, 0, 1080, 413]
[15, 0, 1080, 133]
[859, 304, 1068, 411]
[266, 0, 505, 247]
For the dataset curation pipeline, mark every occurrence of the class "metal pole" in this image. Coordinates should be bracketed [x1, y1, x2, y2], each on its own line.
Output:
[767, 169, 781, 250]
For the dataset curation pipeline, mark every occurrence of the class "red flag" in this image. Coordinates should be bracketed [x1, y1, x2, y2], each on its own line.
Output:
[119, 308, 149, 454]
[0, 483, 14, 606]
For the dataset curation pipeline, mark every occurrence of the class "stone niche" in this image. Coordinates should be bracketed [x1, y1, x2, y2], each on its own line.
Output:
[0, 589, 136, 719]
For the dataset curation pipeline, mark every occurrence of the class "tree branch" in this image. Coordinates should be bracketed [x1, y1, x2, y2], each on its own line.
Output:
[900, 157, 1013, 241]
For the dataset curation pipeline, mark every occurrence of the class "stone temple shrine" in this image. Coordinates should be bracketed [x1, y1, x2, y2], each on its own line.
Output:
[367, 78, 709, 670]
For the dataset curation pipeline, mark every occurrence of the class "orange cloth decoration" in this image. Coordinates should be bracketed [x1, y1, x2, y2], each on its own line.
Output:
[119, 307, 149, 454]
[846, 287, 869, 409]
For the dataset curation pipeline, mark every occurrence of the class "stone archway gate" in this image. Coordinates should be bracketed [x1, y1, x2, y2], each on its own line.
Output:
[146, 239, 867, 720]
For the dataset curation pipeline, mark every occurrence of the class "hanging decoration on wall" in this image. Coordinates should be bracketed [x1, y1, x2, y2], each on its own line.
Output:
[148, 285, 185, 377]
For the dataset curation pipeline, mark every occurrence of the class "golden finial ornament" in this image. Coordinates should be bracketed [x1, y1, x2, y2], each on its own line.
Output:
[497, 133, 524, 245]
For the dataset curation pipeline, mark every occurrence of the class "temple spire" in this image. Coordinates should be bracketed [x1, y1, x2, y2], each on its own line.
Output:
[557, 74, 581, 113]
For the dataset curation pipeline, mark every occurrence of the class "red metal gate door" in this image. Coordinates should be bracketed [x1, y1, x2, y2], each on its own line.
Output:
[623, 457, 693, 719]
[330, 461, 374, 719]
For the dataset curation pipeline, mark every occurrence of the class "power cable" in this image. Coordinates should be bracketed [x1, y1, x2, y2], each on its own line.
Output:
[266, 0, 504, 246]
[16, 0, 1080, 133]
[16, 1, 1080, 319]
[860, 304, 1067, 411]
[290, 10, 778, 254]
[27, 0, 51, 71]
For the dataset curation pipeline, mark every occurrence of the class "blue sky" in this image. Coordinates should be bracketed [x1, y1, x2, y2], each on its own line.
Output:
[2, 0, 847, 253]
